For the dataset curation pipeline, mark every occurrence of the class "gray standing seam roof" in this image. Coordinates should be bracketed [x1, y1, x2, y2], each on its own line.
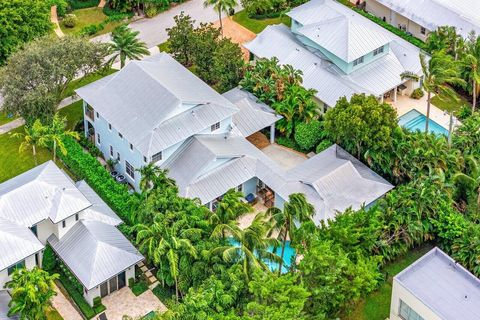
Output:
[395, 247, 480, 320]
[48, 220, 144, 290]
[75, 181, 122, 226]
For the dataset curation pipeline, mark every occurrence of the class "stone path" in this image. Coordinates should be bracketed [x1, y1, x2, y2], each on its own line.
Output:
[0, 96, 81, 135]
[51, 6, 65, 38]
[51, 284, 83, 320]
[102, 287, 166, 320]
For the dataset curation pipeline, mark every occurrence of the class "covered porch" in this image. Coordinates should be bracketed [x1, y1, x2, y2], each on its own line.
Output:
[379, 80, 416, 104]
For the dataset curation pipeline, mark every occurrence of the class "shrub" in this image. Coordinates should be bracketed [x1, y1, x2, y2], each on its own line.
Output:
[294, 120, 323, 151]
[42, 246, 57, 272]
[80, 24, 102, 36]
[131, 280, 149, 296]
[410, 88, 424, 99]
[47, 0, 70, 17]
[316, 140, 333, 154]
[93, 296, 101, 308]
[277, 136, 305, 153]
[128, 277, 135, 288]
[457, 104, 473, 120]
[68, 0, 98, 10]
[63, 14, 78, 28]
[145, 6, 158, 18]
[58, 274, 96, 319]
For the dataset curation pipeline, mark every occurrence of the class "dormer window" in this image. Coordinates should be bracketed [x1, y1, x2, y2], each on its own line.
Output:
[129, 143, 133, 151]
[373, 46, 384, 56]
[353, 56, 364, 66]
[211, 122, 220, 131]
[118, 132, 123, 139]
[152, 151, 162, 163]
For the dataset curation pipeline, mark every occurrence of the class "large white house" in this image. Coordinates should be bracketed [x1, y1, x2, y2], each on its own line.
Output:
[0, 161, 143, 306]
[245, 0, 424, 111]
[76, 52, 393, 224]
[363, 0, 480, 39]
[391, 247, 480, 320]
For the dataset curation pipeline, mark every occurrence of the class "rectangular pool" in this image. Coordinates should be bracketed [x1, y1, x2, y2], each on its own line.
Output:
[398, 109, 448, 136]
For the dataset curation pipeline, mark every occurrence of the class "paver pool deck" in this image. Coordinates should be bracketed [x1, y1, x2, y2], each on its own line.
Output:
[102, 287, 166, 320]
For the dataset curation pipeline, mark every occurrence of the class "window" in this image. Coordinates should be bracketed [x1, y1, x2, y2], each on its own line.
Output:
[125, 160, 135, 179]
[151, 151, 162, 163]
[117, 152, 120, 161]
[96, 112, 99, 119]
[75, 213, 79, 221]
[373, 46, 384, 56]
[420, 27, 426, 35]
[129, 143, 133, 151]
[143, 156, 147, 163]
[62, 220, 66, 228]
[237, 184, 243, 193]
[353, 56, 364, 66]
[110, 145, 114, 157]
[399, 300, 424, 320]
[118, 132, 123, 139]
[30, 225, 38, 237]
[97, 133, 101, 145]
[211, 122, 220, 131]
[108, 123, 112, 130]
[8, 260, 25, 275]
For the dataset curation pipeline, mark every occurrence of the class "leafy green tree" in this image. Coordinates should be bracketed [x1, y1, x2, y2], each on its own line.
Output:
[6, 267, 59, 320]
[451, 223, 480, 276]
[45, 114, 80, 162]
[324, 94, 397, 158]
[203, 0, 237, 36]
[461, 35, 480, 113]
[454, 156, 480, 207]
[212, 212, 280, 281]
[0, 0, 52, 64]
[425, 26, 463, 58]
[294, 119, 324, 151]
[401, 52, 465, 133]
[11, 120, 49, 166]
[267, 193, 314, 275]
[191, 23, 222, 84]
[167, 13, 196, 66]
[109, 25, 150, 68]
[0, 36, 109, 124]
[212, 37, 245, 92]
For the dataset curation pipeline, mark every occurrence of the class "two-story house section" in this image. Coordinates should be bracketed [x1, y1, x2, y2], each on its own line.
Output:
[0, 161, 143, 306]
[76, 53, 239, 191]
[364, 0, 480, 40]
[245, 0, 424, 111]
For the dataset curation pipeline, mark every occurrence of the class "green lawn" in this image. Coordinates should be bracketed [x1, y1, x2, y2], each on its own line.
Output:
[60, 7, 123, 36]
[63, 68, 117, 99]
[46, 307, 64, 320]
[345, 244, 434, 320]
[0, 101, 83, 183]
[158, 41, 171, 53]
[0, 111, 17, 126]
[431, 93, 470, 114]
[232, 10, 291, 34]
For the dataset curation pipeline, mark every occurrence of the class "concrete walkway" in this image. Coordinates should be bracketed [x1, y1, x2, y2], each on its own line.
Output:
[51, 284, 83, 320]
[51, 6, 65, 38]
[102, 287, 166, 320]
[0, 96, 81, 135]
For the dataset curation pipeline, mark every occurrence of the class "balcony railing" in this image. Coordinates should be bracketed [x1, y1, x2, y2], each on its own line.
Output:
[85, 108, 94, 121]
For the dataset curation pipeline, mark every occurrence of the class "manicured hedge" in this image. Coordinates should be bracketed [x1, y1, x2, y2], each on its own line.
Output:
[59, 137, 139, 225]
[294, 120, 323, 151]
[58, 274, 96, 319]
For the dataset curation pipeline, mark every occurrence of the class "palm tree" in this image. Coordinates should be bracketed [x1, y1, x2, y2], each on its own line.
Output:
[203, 0, 237, 36]
[11, 119, 49, 166]
[401, 52, 465, 133]
[462, 36, 480, 113]
[135, 220, 198, 300]
[454, 156, 480, 207]
[212, 212, 281, 281]
[6, 267, 59, 320]
[267, 193, 314, 275]
[209, 189, 252, 238]
[137, 163, 163, 193]
[109, 25, 150, 68]
[45, 114, 80, 162]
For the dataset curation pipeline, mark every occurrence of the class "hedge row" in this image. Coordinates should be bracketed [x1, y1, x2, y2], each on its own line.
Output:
[59, 137, 139, 225]
[58, 274, 96, 319]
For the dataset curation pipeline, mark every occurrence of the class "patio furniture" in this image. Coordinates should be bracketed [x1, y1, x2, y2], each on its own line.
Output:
[245, 193, 257, 204]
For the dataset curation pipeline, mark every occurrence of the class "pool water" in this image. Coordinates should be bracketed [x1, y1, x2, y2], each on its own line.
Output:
[228, 238, 296, 273]
[398, 109, 449, 136]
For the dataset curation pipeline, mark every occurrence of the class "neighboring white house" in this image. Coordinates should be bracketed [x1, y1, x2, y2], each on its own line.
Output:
[391, 247, 480, 320]
[76, 53, 393, 224]
[0, 161, 143, 306]
[245, 0, 424, 111]
[363, 0, 480, 39]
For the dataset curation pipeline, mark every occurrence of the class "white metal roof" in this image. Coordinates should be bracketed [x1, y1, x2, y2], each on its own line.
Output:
[0, 217, 43, 272]
[223, 88, 282, 137]
[48, 220, 144, 290]
[75, 181, 122, 226]
[76, 53, 238, 157]
[0, 161, 91, 226]
[374, 0, 480, 38]
[395, 247, 480, 320]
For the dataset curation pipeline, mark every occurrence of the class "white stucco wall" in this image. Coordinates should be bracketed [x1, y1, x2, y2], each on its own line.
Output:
[390, 278, 441, 320]
[0, 254, 38, 290]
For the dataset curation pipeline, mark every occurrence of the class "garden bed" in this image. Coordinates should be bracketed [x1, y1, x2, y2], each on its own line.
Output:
[60, 7, 125, 36]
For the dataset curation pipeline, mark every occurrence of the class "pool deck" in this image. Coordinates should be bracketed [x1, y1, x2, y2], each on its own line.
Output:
[388, 95, 461, 130]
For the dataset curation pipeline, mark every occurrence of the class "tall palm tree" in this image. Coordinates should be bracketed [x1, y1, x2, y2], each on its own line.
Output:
[267, 193, 314, 275]
[209, 189, 252, 238]
[135, 220, 198, 300]
[401, 52, 465, 133]
[212, 212, 281, 281]
[45, 114, 80, 162]
[462, 36, 480, 113]
[6, 267, 59, 320]
[11, 119, 49, 166]
[137, 163, 163, 193]
[203, 0, 237, 36]
[109, 25, 150, 68]
[454, 156, 480, 207]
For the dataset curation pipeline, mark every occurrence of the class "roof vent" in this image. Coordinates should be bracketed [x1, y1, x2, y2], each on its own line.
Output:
[191, 110, 195, 116]
[295, 48, 300, 51]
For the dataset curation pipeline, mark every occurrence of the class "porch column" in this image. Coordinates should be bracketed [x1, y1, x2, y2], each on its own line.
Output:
[393, 86, 397, 102]
[270, 124, 275, 144]
[82, 101, 88, 138]
[380, 95, 384, 104]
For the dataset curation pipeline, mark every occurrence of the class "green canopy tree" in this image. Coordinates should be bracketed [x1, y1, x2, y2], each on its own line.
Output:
[203, 0, 237, 36]
[267, 193, 314, 275]
[5, 267, 59, 320]
[109, 25, 150, 68]
[11, 120, 49, 166]
[454, 156, 480, 207]
[166, 12, 196, 66]
[401, 52, 465, 133]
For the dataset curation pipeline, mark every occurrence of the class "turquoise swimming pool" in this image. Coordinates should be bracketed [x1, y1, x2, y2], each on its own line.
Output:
[398, 109, 448, 136]
[228, 239, 296, 273]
